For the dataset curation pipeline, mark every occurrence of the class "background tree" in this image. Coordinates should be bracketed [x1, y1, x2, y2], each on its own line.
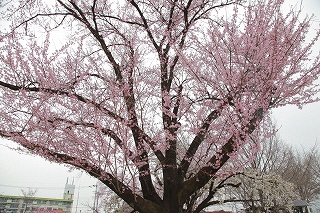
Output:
[283, 145, 320, 202]
[241, 128, 296, 175]
[247, 133, 320, 203]
[233, 129, 320, 211]
[234, 170, 298, 213]
[196, 129, 299, 212]
[0, 0, 320, 213]
[21, 188, 37, 213]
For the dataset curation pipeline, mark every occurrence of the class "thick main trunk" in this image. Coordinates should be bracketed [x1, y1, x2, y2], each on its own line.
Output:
[163, 165, 180, 213]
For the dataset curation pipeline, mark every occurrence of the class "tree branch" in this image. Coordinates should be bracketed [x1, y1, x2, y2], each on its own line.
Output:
[179, 107, 264, 205]
[129, 0, 160, 51]
[0, 80, 165, 162]
[179, 108, 222, 177]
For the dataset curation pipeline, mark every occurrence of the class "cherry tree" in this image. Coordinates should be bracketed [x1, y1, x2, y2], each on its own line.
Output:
[0, 0, 319, 213]
[243, 129, 320, 204]
[235, 169, 299, 212]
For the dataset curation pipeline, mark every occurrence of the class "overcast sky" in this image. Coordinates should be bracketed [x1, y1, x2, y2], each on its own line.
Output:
[1, 0, 320, 213]
[273, 0, 320, 150]
[0, 139, 97, 213]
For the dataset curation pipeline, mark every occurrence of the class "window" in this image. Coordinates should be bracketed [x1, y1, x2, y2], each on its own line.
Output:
[0, 198, 7, 202]
[38, 200, 46, 204]
[10, 203, 19, 208]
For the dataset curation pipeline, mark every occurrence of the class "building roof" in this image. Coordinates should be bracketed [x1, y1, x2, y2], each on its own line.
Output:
[293, 200, 308, 207]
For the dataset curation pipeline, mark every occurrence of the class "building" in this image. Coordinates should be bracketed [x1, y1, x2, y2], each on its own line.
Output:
[292, 200, 312, 213]
[0, 180, 75, 213]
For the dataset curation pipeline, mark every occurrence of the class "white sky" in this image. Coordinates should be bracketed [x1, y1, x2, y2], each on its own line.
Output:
[0, 139, 97, 213]
[0, 0, 320, 213]
[273, 0, 320, 150]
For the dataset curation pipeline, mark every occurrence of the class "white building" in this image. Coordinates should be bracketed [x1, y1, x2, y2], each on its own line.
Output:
[0, 181, 75, 213]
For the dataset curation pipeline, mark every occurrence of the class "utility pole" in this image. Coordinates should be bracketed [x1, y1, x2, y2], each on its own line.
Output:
[75, 185, 80, 213]
[90, 184, 98, 213]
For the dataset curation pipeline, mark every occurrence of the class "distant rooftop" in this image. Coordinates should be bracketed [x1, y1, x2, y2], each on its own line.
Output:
[293, 200, 308, 207]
